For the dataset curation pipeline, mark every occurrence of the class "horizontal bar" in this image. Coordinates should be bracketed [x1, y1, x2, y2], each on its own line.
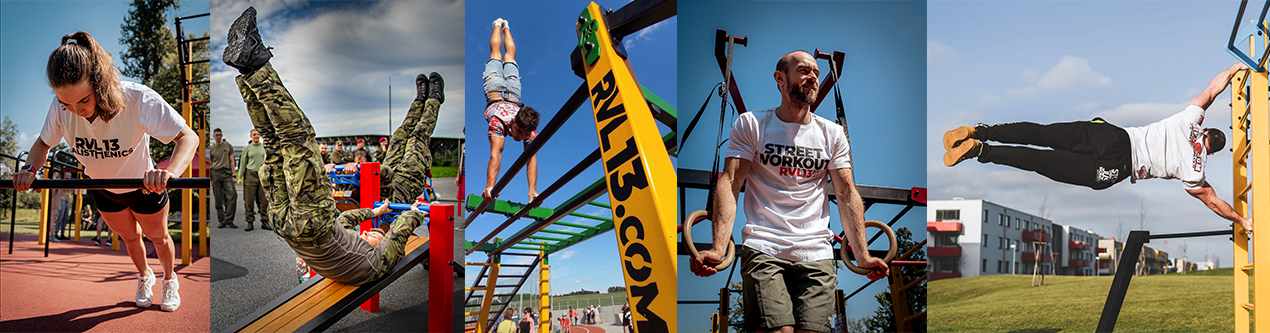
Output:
[1148, 229, 1231, 240]
[0, 178, 210, 189]
[187, 80, 210, 86]
[372, 201, 430, 212]
[0, 152, 84, 171]
[182, 59, 211, 65]
[182, 36, 210, 43]
[527, 235, 570, 242]
[588, 201, 611, 208]
[509, 246, 547, 251]
[191, 100, 209, 105]
[176, 13, 210, 20]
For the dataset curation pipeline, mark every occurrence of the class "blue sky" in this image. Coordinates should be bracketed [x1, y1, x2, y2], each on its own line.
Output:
[677, 1, 927, 331]
[463, 0, 677, 301]
[930, 2, 1249, 272]
[1, 0, 210, 150]
[209, 0, 464, 146]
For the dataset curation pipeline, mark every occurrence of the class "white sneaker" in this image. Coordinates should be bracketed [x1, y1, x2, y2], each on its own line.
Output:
[135, 268, 155, 308]
[159, 278, 180, 312]
[493, 18, 506, 30]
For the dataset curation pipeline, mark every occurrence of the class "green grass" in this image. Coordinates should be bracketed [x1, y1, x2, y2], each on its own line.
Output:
[432, 165, 459, 178]
[931, 273, 1235, 332]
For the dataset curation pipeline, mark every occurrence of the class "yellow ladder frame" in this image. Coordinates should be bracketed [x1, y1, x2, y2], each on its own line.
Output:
[1234, 28, 1269, 333]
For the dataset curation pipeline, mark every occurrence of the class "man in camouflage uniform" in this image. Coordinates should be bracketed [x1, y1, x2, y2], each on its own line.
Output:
[223, 6, 441, 284]
[331, 140, 350, 165]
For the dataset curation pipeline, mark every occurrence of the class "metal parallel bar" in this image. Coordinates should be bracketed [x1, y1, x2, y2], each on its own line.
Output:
[1097, 230, 1149, 332]
[465, 147, 600, 254]
[187, 80, 210, 86]
[464, 84, 590, 227]
[192, 100, 210, 105]
[182, 59, 211, 66]
[176, 13, 209, 20]
[588, 201, 611, 208]
[604, 0, 675, 40]
[900, 274, 928, 292]
[0, 178, 210, 189]
[181, 36, 211, 43]
[0, 152, 84, 171]
[1149, 230, 1231, 240]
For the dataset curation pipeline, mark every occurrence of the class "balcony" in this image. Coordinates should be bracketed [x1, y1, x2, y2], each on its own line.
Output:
[1068, 259, 1089, 267]
[1097, 262, 1109, 269]
[929, 246, 961, 257]
[931, 272, 961, 281]
[1023, 231, 1051, 242]
[1096, 247, 1107, 254]
[1069, 241, 1089, 250]
[927, 221, 963, 233]
[1022, 252, 1052, 262]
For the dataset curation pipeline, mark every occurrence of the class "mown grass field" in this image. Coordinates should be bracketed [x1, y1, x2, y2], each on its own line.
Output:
[930, 269, 1237, 332]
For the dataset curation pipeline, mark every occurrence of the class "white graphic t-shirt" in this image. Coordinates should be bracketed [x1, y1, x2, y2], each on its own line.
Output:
[724, 109, 852, 262]
[40, 81, 188, 193]
[1123, 105, 1207, 190]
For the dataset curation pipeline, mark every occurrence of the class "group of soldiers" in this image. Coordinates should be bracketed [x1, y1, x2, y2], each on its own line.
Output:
[206, 129, 391, 231]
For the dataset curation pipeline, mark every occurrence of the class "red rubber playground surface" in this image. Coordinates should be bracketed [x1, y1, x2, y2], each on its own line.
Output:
[0, 233, 209, 332]
[567, 325, 607, 333]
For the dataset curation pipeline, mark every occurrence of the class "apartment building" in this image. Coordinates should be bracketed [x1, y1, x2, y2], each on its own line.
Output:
[929, 199, 1102, 280]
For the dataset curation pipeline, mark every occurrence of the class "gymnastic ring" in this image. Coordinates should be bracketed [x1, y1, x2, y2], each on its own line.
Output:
[681, 210, 735, 271]
[841, 220, 898, 275]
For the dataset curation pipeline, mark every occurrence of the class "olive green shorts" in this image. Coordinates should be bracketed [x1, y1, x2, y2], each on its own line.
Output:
[740, 245, 837, 333]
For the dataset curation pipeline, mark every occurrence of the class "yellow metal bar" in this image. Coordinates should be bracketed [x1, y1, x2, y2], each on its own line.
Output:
[539, 250, 550, 333]
[38, 166, 49, 245]
[73, 189, 82, 242]
[1233, 57, 1252, 333]
[1250, 30, 1269, 332]
[576, 3, 677, 331]
[180, 41, 194, 266]
[476, 262, 499, 333]
[199, 110, 208, 257]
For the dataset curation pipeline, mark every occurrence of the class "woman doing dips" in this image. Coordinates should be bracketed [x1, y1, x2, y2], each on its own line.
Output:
[12, 31, 199, 312]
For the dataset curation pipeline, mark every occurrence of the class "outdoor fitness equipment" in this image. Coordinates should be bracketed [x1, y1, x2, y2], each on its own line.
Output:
[463, 1, 677, 332]
[674, 28, 925, 333]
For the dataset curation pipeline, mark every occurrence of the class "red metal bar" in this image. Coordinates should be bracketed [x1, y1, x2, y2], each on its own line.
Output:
[428, 204, 455, 333]
[358, 162, 381, 312]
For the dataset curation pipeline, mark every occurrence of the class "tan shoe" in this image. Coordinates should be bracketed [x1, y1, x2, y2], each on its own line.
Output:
[943, 126, 977, 150]
[944, 139, 982, 167]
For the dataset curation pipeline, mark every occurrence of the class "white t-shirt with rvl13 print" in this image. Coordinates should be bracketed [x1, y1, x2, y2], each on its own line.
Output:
[40, 81, 187, 194]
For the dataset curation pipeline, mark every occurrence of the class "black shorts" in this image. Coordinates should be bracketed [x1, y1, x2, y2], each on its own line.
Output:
[91, 189, 169, 215]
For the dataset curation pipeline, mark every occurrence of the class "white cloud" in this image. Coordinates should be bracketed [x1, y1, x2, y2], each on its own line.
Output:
[1008, 56, 1111, 97]
[927, 39, 957, 65]
[559, 250, 576, 260]
[210, 0, 465, 144]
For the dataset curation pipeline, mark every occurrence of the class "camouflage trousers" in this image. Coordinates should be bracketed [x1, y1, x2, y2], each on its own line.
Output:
[236, 63, 431, 281]
[380, 96, 441, 203]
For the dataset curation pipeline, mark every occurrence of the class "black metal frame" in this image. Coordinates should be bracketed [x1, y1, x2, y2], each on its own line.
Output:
[1097, 229, 1235, 332]
[0, 178, 211, 190]
[222, 239, 431, 333]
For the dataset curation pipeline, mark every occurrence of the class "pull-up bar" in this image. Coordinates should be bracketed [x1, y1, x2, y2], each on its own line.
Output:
[0, 178, 211, 190]
[1098, 228, 1237, 332]
[0, 152, 85, 172]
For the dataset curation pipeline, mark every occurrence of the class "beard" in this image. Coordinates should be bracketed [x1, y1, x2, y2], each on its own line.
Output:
[785, 79, 817, 107]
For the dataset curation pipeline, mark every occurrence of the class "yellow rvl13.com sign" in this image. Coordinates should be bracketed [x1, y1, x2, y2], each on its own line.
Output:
[576, 2, 677, 332]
